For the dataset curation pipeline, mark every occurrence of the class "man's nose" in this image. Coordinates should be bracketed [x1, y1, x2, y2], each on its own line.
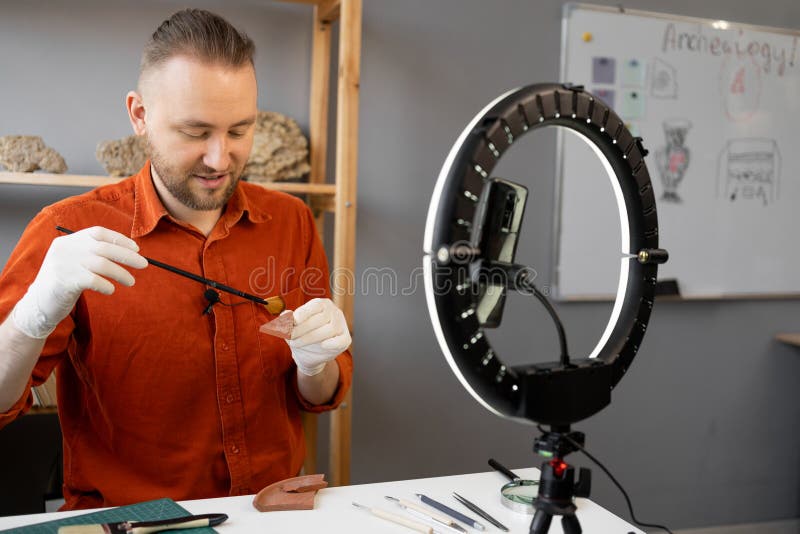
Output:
[203, 135, 231, 171]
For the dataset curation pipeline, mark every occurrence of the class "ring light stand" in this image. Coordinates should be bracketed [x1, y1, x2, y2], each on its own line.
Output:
[423, 83, 668, 533]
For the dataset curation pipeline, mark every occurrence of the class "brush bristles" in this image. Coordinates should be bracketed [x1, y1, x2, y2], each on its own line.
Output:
[264, 296, 286, 315]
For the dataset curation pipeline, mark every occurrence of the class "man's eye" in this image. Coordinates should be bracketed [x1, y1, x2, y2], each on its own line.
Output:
[181, 131, 207, 139]
[229, 130, 246, 138]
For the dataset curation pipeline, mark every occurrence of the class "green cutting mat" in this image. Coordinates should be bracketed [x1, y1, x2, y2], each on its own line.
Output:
[0, 498, 218, 534]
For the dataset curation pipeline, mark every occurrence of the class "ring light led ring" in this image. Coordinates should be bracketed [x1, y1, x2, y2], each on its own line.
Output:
[423, 83, 663, 426]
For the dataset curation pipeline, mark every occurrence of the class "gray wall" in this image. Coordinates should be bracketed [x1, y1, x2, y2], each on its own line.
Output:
[1, 1, 798, 530]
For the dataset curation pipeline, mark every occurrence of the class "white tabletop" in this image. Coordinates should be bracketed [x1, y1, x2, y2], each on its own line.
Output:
[0, 468, 644, 533]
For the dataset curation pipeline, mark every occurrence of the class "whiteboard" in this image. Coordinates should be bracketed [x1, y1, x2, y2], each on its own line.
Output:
[555, 3, 800, 299]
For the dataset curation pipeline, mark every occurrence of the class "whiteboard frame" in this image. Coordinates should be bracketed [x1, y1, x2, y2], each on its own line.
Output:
[553, 2, 800, 301]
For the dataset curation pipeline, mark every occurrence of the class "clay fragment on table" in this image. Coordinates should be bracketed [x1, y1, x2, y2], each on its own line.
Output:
[259, 311, 295, 339]
[253, 474, 328, 512]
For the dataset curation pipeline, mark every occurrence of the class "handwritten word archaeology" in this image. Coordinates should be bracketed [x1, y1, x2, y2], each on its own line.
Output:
[662, 23, 798, 77]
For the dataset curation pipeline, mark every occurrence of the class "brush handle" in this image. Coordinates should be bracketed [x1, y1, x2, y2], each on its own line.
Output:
[129, 516, 211, 534]
[488, 458, 520, 481]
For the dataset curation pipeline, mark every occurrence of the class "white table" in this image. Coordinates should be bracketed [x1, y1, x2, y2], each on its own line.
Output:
[0, 468, 643, 533]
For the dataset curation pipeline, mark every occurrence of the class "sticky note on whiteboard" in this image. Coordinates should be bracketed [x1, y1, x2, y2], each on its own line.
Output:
[593, 88, 616, 109]
[622, 58, 646, 86]
[592, 56, 616, 84]
[620, 90, 645, 120]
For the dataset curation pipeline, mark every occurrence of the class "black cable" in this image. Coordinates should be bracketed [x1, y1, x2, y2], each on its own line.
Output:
[518, 277, 570, 366]
[202, 288, 250, 315]
[549, 427, 674, 534]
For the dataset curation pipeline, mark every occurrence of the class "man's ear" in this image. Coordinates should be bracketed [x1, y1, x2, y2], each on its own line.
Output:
[126, 91, 147, 135]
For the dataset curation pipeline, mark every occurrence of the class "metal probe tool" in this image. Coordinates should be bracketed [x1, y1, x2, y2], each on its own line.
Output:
[452, 492, 509, 532]
[385, 496, 466, 534]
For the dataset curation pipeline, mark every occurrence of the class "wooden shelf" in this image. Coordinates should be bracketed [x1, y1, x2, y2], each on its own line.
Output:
[0, 171, 335, 195]
[2, 0, 360, 487]
[776, 333, 800, 346]
[0, 172, 120, 188]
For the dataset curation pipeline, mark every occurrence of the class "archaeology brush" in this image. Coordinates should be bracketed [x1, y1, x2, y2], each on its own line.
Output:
[55, 226, 285, 314]
[57, 513, 227, 534]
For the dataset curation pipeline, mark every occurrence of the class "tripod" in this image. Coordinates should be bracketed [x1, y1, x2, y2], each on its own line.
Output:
[530, 427, 591, 534]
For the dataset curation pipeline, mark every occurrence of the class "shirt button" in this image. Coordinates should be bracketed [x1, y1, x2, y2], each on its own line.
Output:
[230, 445, 239, 454]
[226, 393, 235, 404]
[221, 343, 229, 351]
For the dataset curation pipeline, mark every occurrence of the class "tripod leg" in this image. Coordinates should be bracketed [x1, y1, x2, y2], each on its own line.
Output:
[530, 509, 553, 534]
[561, 512, 582, 534]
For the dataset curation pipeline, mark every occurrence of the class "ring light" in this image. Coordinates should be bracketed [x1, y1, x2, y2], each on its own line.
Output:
[423, 83, 668, 428]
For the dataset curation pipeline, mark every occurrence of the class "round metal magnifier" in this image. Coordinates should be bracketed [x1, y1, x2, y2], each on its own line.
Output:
[489, 458, 538, 514]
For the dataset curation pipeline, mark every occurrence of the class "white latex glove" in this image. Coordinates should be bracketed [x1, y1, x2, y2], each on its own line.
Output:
[286, 298, 351, 376]
[12, 226, 148, 339]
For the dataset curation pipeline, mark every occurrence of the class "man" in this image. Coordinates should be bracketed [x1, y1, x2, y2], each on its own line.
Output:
[0, 9, 352, 510]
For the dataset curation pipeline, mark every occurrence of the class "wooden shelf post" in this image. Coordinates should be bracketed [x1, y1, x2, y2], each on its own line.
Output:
[288, 0, 361, 485]
[328, 0, 361, 487]
[300, 0, 335, 478]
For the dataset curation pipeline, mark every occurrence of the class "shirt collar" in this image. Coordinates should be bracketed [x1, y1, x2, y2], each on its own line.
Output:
[131, 162, 272, 238]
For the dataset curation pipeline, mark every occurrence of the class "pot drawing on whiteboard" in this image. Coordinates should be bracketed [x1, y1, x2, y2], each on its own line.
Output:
[720, 56, 762, 122]
[655, 119, 691, 203]
[717, 138, 780, 206]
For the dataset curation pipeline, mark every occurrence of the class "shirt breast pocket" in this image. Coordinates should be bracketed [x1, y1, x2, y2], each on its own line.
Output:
[253, 286, 306, 380]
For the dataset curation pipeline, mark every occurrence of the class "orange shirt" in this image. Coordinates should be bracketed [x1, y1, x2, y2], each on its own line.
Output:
[0, 164, 352, 510]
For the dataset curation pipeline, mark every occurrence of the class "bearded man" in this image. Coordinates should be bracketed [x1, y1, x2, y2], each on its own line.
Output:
[0, 8, 352, 510]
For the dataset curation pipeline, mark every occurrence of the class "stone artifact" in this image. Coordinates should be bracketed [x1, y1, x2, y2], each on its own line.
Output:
[244, 111, 310, 182]
[253, 474, 328, 512]
[259, 311, 295, 340]
[96, 134, 148, 177]
[0, 135, 67, 173]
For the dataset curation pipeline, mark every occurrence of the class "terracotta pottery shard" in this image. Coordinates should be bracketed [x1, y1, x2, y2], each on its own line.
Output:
[253, 474, 328, 512]
[259, 311, 295, 339]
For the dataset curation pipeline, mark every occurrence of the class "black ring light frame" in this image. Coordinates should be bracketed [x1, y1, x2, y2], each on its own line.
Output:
[423, 83, 666, 427]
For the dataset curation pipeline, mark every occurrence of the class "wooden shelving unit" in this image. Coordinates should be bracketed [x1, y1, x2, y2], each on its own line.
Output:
[2, 0, 361, 487]
[776, 333, 800, 347]
[0, 171, 337, 196]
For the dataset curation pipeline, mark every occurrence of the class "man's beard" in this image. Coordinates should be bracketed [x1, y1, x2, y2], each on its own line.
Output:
[146, 136, 240, 211]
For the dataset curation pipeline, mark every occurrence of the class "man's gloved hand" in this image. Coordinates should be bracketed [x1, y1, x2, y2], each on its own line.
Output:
[12, 226, 148, 339]
[286, 298, 351, 376]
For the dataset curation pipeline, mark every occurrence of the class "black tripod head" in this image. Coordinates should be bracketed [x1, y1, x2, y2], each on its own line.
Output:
[530, 426, 592, 534]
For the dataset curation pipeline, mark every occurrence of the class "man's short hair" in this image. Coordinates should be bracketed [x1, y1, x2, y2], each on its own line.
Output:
[141, 9, 255, 76]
